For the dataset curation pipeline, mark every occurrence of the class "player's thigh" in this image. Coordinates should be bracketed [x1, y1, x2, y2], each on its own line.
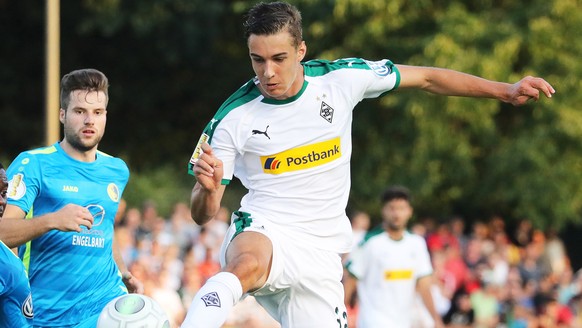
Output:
[223, 230, 274, 292]
[262, 245, 348, 328]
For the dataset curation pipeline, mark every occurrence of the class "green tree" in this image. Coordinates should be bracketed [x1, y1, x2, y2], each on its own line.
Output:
[299, 0, 582, 229]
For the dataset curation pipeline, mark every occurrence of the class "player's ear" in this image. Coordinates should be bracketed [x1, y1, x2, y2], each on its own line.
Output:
[297, 41, 307, 62]
[59, 108, 66, 124]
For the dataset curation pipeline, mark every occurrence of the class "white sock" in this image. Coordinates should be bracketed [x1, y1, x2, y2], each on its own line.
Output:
[181, 272, 243, 328]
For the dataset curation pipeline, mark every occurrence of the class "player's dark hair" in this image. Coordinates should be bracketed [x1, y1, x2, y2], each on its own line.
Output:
[60, 68, 109, 110]
[244, 1, 303, 48]
[381, 185, 412, 204]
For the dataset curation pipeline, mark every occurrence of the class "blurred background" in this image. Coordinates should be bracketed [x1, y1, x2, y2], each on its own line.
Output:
[1, 0, 582, 266]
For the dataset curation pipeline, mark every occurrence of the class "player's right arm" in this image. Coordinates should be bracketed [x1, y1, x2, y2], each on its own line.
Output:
[0, 203, 94, 248]
[190, 142, 226, 225]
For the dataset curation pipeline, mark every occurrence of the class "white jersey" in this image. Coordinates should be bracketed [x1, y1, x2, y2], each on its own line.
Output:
[189, 58, 400, 253]
[346, 230, 433, 328]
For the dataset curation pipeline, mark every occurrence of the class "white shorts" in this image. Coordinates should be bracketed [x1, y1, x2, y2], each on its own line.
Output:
[220, 214, 348, 328]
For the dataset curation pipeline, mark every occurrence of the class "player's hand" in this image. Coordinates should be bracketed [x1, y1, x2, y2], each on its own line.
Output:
[122, 271, 144, 294]
[507, 76, 555, 106]
[192, 142, 223, 192]
[53, 204, 94, 232]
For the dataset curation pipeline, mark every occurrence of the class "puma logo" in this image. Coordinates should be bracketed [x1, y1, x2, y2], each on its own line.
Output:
[252, 125, 270, 139]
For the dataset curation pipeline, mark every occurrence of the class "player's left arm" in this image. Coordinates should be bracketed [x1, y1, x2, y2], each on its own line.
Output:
[113, 234, 144, 294]
[396, 64, 555, 106]
[416, 275, 445, 328]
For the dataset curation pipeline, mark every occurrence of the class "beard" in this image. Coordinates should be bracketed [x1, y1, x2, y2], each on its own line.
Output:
[385, 219, 405, 232]
[63, 126, 102, 152]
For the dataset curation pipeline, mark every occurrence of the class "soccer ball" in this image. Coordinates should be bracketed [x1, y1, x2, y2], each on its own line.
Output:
[97, 294, 170, 328]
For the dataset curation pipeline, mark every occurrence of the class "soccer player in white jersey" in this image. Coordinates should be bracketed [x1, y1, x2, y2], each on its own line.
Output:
[344, 186, 444, 328]
[0, 69, 143, 327]
[182, 2, 555, 327]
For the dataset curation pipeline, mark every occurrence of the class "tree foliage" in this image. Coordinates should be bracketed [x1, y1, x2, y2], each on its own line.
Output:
[1, 0, 581, 227]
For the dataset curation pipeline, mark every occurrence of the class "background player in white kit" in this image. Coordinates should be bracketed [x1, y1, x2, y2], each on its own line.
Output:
[343, 186, 444, 328]
[182, 2, 555, 327]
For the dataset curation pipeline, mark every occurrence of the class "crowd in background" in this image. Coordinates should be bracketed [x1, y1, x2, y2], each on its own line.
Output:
[115, 199, 582, 328]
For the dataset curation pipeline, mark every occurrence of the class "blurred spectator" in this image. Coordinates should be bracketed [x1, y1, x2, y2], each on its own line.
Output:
[121, 207, 144, 242]
[482, 249, 509, 287]
[512, 218, 534, 250]
[443, 287, 475, 327]
[443, 244, 469, 294]
[179, 258, 203, 309]
[426, 221, 460, 253]
[469, 220, 495, 256]
[139, 199, 159, 241]
[432, 249, 461, 300]
[224, 296, 281, 328]
[470, 280, 500, 327]
[464, 238, 487, 273]
[518, 242, 546, 284]
[115, 225, 139, 268]
[349, 210, 371, 252]
[411, 221, 429, 238]
[168, 202, 199, 256]
[146, 269, 186, 328]
[557, 268, 580, 306]
[543, 228, 569, 279]
[449, 216, 469, 254]
[533, 292, 574, 327]
[491, 228, 521, 267]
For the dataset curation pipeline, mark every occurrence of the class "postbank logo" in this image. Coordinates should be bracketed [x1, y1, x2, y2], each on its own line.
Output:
[384, 269, 413, 280]
[261, 137, 341, 175]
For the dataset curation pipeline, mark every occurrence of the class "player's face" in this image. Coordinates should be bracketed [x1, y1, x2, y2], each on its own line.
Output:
[60, 90, 108, 153]
[248, 30, 306, 100]
[381, 198, 413, 231]
[0, 168, 8, 218]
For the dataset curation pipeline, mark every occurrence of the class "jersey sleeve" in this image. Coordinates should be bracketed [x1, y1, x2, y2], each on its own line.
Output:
[359, 59, 401, 99]
[6, 152, 41, 215]
[415, 236, 434, 278]
[209, 121, 238, 184]
[345, 243, 369, 280]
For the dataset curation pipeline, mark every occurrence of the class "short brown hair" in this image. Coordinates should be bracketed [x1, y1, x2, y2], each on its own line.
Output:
[60, 68, 109, 110]
[243, 1, 303, 48]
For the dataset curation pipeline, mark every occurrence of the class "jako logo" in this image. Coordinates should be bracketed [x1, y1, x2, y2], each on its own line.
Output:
[62, 185, 79, 192]
[261, 137, 341, 174]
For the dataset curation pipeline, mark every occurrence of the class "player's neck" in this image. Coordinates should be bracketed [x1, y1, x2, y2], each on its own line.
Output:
[59, 140, 98, 163]
[386, 229, 404, 241]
